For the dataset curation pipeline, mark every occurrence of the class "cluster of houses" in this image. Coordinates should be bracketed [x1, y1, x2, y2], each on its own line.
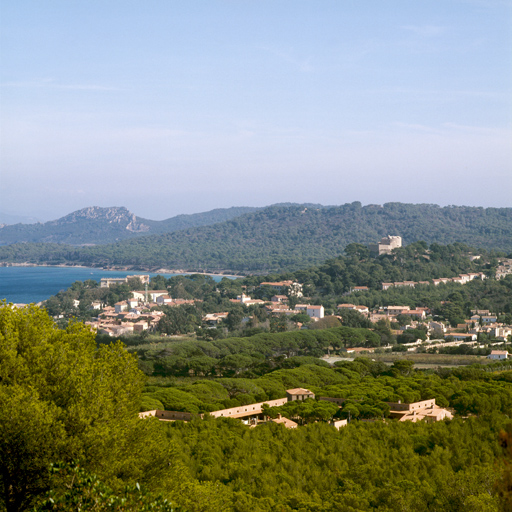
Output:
[258, 280, 304, 297]
[85, 302, 165, 336]
[88, 273, 511, 353]
[203, 281, 325, 325]
[336, 303, 510, 357]
[203, 292, 325, 327]
[423, 308, 510, 347]
[84, 288, 201, 336]
[265, 300, 324, 319]
[496, 258, 512, 280]
[381, 272, 486, 290]
[140, 387, 453, 430]
[236, 291, 324, 319]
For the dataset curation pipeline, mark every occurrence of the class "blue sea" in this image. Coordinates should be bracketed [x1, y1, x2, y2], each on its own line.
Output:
[0, 266, 229, 304]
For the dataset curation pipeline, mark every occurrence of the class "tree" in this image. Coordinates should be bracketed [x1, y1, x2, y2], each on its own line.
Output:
[290, 313, 311, 325]
[344, 243, 370, 259]
[225, 306, 245, 331]
[391, 359, 415, 377]
[0, 303, 170, 512]
[339, 309, 372, 328]
[308, 316, 342, 330]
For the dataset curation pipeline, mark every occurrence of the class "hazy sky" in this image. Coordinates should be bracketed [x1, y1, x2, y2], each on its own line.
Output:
[1, 1, 511, 221]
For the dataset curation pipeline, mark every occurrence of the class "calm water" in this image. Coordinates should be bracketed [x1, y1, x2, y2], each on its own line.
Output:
[0, 266, 228, 304]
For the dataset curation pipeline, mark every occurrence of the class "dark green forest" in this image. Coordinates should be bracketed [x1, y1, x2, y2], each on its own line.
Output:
[1, 203, 511, 272]
[1, 305, 512, 511]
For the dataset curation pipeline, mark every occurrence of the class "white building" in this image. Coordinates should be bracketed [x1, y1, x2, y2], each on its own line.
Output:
[306, 305, 324, 319]
[488, 350, 509, 360]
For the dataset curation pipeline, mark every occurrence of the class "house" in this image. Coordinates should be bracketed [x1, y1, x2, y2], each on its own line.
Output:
[286, 388, 315, 401]
[346, 347, 375, 354]
[270, 414, 298, 429]
[369, 313, 389, 323]
[401, 309, 426, 320]
[131, 291, 147, 302]
[337, 303, 356, 311]
[171, 298, 197, 307]
[127, 298, 139, 309]
[208, 398, 288, 420]
[306, 305, 324, 319]
[235, 294, 265, 306]
[350, 286, 369, 293]
[448, 333, 477, 342]
[259, 281, 303, 297]
[133, 320, 149, 332]
[156, 295, 173, 306]
[386, 399, 453, 423]
[146, 290, 169, 302]
[472, 309, 491, 316]
[488, 350, 509, 360]
[496, 259, 512, 279]
[139, 410, 194, 421]
[114, 301, 128, 313]
[491, 327, 512, 341]
[266, 304, 296, 316]
[100, 275, 150, 288]
[354, 305, 369, 315]
[382, 283, 394, 290]
[386, 306, 410, 315]
[271, 295, 288, 303]
[203, 312, 229, 326]
[429, 321, 446, 333]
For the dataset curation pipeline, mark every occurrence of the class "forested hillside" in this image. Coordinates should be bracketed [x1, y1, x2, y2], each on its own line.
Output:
[0, 205, 258, 245]
[0, 202, 510, 272]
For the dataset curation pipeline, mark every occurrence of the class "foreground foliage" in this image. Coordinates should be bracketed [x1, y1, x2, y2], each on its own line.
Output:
[0, 305, 224, 512]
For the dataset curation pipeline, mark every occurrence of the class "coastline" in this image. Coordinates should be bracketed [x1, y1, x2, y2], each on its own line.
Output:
[0, 261, 245, 279]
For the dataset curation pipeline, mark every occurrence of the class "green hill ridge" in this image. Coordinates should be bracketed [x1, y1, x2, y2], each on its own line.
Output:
[0, 202, 511, 272]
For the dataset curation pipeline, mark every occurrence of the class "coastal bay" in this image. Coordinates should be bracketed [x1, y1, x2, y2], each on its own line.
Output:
[0, 266, 229, 304]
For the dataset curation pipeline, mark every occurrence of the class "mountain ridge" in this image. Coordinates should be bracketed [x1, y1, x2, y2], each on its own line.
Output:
[0, 202, 510, 272]
[0, 205, 259, 245]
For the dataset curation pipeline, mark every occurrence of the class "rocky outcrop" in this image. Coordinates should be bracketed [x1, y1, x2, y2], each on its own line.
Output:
[0, 206, 257, 245]
[51, 206, 149, 232]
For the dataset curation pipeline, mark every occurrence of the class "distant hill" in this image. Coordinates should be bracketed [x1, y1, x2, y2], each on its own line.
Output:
[0, 205, 258, 245]
[0, 202, 511, 272]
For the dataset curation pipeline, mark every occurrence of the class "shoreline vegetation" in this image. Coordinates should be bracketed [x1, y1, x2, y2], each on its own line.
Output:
[0, 261, 244, 278]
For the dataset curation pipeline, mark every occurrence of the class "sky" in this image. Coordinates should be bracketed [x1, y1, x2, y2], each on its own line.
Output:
[1, 0, 511, 222]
